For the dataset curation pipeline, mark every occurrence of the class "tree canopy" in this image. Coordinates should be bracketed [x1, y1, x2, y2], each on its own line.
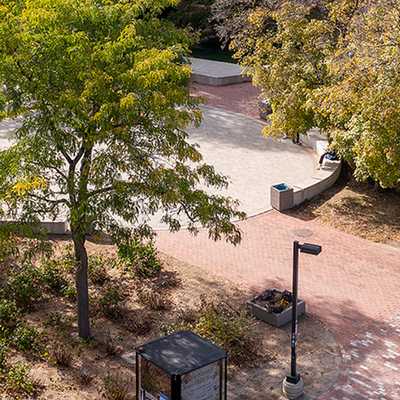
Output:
[0, 0, 244, 338]
[231, 0, 400, 188]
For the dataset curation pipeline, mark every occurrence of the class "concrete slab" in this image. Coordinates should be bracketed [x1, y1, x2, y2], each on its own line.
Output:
[190, 57, 251, 86]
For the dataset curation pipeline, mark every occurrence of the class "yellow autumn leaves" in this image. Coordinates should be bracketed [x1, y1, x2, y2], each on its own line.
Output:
[10, 177, 47, 198]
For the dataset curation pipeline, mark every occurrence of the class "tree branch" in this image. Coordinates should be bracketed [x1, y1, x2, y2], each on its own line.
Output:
[28, 193, 70, 207]
[88, 186, 115, 198]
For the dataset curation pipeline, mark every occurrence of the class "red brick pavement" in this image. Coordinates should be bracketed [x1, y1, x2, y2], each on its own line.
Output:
[156, 211, 400, 399]
[176, 81, 400, 398]
[191, 82, 261, 119]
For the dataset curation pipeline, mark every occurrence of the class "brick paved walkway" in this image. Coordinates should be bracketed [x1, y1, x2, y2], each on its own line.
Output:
[321, 314, 400, 400]
[158, 81, 400, 400]
[191, 82, 261, 119]
[156, 211, 400, 399]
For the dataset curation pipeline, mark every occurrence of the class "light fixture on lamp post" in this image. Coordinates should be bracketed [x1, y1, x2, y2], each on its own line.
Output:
[282, 241, 322, 399]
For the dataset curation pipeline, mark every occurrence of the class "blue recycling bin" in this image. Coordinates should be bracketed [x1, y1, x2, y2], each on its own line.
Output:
[271, 183, 294, 211]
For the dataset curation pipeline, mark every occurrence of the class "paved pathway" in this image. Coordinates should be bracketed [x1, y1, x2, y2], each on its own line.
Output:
[156, 82, 400, 399]
[184, 106, 315, 218]
[191, 82, 261, 118]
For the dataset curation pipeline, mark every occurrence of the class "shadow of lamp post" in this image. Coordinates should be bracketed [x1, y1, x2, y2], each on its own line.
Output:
[283, 241, 322, 399]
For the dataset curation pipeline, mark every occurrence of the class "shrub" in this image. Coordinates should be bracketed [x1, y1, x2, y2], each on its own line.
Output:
[0, 299, 20, 331]
[88, 255, 110, 285]
[136, 286, 171, 311]
[163, 297, 257, 366]
[44, 311, 71, 329]
[18, 238, 54, 264]
[61, 284, 77, 301]
[59, 244, 76, 272]
[122, 311, 153, 336]
[101, 331, 122, 356]
[39, 259, 70, 294]
[12, 324, 39, 352]
[0, 339, 9, 370]
[79, 367, 94, 385]
[0, 231, 19, 263]
[195, 298, 257, 365]
[103, 372, 132, 400]
[51, 344, 73, 367]
[5, 362, 36, 397]
[6, 265, 42, 310]
[117, 239, 161, 278]
[99, 287, 124, 320]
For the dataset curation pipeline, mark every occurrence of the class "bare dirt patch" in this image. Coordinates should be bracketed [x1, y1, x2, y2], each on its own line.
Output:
[287, 177, 400, 246]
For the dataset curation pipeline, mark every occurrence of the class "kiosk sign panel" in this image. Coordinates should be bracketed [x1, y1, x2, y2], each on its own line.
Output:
[182, 362, 220, 400]
[136, 331, 227, 400]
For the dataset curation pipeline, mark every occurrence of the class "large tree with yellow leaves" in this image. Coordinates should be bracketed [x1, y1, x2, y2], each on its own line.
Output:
[232, 0, 400, 188]
[0, 0, 243, 338]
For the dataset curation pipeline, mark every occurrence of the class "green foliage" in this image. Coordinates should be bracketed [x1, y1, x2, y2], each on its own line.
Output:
[6, 265, 42, 311]
[5, 362, 36, 397]
[233, 0, 400, 187]
[38, 254, 79, 301]
[88, 255, 111, 285]
[0, 0, 242, 242]
[61, 284, 77, 301]
[212, 0, 273, 48]
[0, 339, 9, 370]
[44, 311, 71, 330]
[99, 287, 124, 320]
[0, 231, 52, 265]
[0, 230, 19, 264]
[0, 0, 243, 338]
[0, 299, 20, 332]
[313, 1, 400, 188]
[59, 245, 76, 273]
[103, 373, 132, 400]
[233, 1, 331, 139]
[118, 239, 161, 278]
[12, 324, 39, 352]
[39, 259, 70, 294]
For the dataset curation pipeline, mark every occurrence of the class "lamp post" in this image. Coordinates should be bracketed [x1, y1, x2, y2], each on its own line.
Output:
[282, 241, 322, 400]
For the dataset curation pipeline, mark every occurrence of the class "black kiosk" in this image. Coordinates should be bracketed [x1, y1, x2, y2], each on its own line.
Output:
[136, 331, 228, 400]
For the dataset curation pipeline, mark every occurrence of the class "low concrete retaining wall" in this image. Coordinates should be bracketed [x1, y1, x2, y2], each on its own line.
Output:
[292, 162, 341, 207]
[272, 133, 342, 211]
[189, 58, 251, 86]
[0, 220, 69, 235]
[39, 221, 70, 235]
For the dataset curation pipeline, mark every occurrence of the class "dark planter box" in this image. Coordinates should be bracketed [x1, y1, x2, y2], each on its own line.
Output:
[271, 183, 294, 211]
[247, 290, 306, 327]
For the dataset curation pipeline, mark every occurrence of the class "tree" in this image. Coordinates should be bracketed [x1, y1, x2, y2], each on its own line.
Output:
[231, 0, 400, 187]
[230, 0, 337, 139]
[0, 0, 244, 338]
[165, 0, 216, 43]
[314, 0, 400, 188]
[211, 0, 276, 49]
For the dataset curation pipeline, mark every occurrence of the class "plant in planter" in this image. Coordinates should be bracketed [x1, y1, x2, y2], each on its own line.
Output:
[247, 289, 305, 328]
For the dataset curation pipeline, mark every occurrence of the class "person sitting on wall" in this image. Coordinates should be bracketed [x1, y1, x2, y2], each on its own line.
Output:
[319, 149, 338, 166]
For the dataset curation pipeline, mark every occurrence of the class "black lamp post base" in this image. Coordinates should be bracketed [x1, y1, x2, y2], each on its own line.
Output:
[286, 374, 301, 384]
[282, 375, 304, 399]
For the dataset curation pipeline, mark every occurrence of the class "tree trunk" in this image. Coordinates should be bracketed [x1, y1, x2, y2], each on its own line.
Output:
[73, 235, 91, 339]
